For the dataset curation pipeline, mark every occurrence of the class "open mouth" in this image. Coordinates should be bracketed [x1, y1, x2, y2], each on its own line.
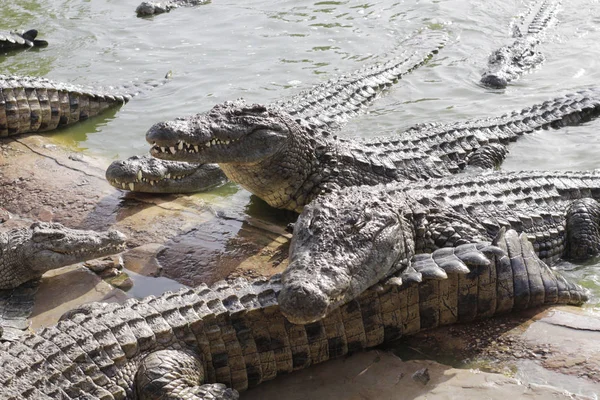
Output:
[150, 138, 238, 157]
[108, 169, 194, 190]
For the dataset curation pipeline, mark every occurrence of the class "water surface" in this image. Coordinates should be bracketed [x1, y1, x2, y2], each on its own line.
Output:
[2, 0, 600, 306]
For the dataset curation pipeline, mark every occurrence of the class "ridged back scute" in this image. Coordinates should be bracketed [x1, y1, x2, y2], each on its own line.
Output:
[275, 28, 447, 129]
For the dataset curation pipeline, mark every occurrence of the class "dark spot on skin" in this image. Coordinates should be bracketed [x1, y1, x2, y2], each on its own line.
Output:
[383, 325, 403, 341]
[305, 322, 325, 342]
[212, 352, 229, 369]
[246, 365, 262, 388]
[254, 336, 271, 352]
[327, 337, 346, 359]
[419, 307, 438, 330]
[347, 340, 364, 354]
[292, 351, 310, 369]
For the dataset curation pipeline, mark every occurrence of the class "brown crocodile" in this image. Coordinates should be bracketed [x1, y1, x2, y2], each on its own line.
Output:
[0, 228, 586, 399]
[0, 72, 169, 137]
[146, 87, 600, 212]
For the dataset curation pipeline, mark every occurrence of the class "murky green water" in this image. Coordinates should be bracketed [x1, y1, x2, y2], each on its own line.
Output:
[2, 0, 600, 305]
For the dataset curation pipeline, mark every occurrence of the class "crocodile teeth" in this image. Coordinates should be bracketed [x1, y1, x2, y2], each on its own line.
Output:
[129, 183, 135, 191]
[178, 141, 183, 150]
[160, 147, 166, 153]
[206, 142, 211, 148]
[194, 145, 199, 152]
[137, 170, 142, 181]
[166, 173, 171, 179]
[121, 183, 126, 189]
[169, 146, 176, 154]
[150, 180, 155, 186]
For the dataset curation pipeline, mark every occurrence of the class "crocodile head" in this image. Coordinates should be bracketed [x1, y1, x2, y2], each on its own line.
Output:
[279, 186, 414, 324]
[136, 2, 173, 16]
[146, 99, 320, 210]
[0, 222, 127, 289]
[105, 155, 226, 193]
[146, 99, 293, 164]
[480, 37, 544, 89]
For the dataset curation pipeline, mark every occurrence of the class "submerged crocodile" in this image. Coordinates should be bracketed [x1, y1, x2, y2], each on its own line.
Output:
[0, 222, 126, 339]
[109, 29, 446, 193]
[146, 87, 600, 211]
[0, 228, 586, 399]
[0, 29, 48, 52]
[136, 0, 208, 16]
[480, 0, 560, 88]
[0, 73, 169, 137]
[280, 169, 600, 324]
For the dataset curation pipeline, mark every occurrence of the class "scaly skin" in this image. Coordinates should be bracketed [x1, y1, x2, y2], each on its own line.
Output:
[480, 0, 560, 88]
[146, 87, 600, 211]
[0, 229, 586, 399]
[0, 73, 169, 137]
[0, 29, 48, 51]
[280, 170, 600, 323]
[136, 0, 208, 16]
[113, 29, 446, 194]
[106, 155, 227, 193]
[0, 222, 126, 339]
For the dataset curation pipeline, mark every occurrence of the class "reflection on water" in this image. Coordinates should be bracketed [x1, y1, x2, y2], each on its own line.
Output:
[2, 0, 600, 299]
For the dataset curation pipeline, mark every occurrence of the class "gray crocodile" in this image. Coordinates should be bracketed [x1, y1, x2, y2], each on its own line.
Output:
[146, 87, 600, 212]
[0, 228, 586, 399]
[0, 222, 126, 339]
[106, 155, 226, 193]
[0, 72, 169, 137]
[480, 0, 560, 88]
[109, 29, 446, 193]
[136, 0, 209, 16]
[280, 169, 600, 324]
[0, 29, 48, 52]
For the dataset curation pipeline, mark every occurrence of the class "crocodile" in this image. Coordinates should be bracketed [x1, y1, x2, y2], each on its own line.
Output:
[146, 87, 600, 212]
[0, 29, 48, 51]
[0, 222, 126, 340]
[280, 169, 600, 324]
[0, 228, 586, 399]
[136, 0, 209, 16]
[0, 72, 169, 137]
[109, 29, 446, 193]
[106, 155, 226, 193]
[480, 0, 560, 88]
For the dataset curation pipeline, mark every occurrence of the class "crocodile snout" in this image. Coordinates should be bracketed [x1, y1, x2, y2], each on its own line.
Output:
[278, 282, 330, 325]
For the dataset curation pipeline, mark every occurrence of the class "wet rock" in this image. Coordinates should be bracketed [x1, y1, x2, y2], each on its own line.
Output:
[411, 367, 430, 385]
[29, 265, 129, 330]
[242, 351, 591, 400]
[391, 306, 600, 397]
[121, 243, 165, 277]
[105, 272, 134, 291]
[84, 255, 123, 274]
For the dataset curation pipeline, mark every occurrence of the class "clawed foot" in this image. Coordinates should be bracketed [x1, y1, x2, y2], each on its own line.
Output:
[387, 242, 503, 287]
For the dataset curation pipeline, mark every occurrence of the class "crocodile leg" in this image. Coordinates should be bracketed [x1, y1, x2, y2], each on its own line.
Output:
[0, 280, 39, 341]
[136, 349, 240, 400]
[465, 143, 508, 170]
[565, 198, 600, 260]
